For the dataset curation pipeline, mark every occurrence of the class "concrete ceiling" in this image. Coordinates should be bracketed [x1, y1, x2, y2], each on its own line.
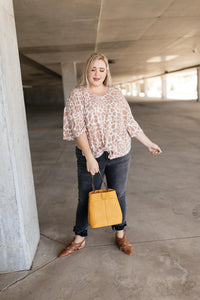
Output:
[13, 0, 200, 87]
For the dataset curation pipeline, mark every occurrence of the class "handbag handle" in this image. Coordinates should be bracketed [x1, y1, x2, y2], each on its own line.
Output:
[92, 171, 109, 192]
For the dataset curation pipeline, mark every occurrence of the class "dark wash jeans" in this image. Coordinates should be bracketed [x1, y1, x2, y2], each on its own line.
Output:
[74, 147, 131, 237]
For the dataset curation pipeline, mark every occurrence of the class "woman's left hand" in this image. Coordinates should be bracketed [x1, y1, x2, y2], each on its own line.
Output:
[134, 131, 162, 155]
[147, 143, 162, 155]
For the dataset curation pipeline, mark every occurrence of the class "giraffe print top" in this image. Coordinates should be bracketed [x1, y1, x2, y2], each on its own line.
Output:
[63, 86, 143, 159]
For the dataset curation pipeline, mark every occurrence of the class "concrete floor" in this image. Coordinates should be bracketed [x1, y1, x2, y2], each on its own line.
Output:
[1, 99, 200, 300]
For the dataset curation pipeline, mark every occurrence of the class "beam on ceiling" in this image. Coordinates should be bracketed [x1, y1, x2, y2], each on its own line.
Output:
[95, 0, 103, 52]
[125, 64, 200, 84]
[197, 67, 200, 102]
[19, 52, 62, 80]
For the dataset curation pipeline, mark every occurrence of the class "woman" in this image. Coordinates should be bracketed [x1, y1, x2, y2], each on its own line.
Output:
[58, 52, 162, 257]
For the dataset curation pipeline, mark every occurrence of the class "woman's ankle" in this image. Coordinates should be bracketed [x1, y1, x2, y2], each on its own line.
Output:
[116, 230, 124, 239]
[74, 235, 85, 243]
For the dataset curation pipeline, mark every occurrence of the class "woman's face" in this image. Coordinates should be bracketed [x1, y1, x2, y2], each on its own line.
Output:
[87, 59, 107, 88]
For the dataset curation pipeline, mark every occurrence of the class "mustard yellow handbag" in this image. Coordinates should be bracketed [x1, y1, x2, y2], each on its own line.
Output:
[88, 171, 122, 228]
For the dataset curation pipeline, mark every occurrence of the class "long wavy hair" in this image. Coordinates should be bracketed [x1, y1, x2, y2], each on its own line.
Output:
[77, 52, 112, 88]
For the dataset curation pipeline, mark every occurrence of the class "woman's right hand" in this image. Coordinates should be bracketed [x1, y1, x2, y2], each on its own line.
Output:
[75, 132, 99, 175]
[86, 155, 99, 175]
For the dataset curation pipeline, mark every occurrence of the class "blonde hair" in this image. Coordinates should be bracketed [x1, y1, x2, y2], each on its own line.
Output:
[77, 52, 112, 88]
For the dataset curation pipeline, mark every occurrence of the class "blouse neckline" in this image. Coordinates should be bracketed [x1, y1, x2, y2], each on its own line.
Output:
[84, 86, 111, 98]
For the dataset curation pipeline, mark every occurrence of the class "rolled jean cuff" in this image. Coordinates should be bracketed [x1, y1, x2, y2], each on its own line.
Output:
[112, 222, 127, 231]
[73, 227, 88, 237]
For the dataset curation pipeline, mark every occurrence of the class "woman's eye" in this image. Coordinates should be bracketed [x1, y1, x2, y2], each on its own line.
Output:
[90, 69, 105, 72]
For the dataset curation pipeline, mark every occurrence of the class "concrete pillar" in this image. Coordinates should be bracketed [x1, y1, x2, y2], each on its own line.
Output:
[144, 79, 148, 97]
[126, 83, 132, 96]
[136, 81, 141, 96]
[0, 0, 40, 273]
[162, 75, 167, 100]
[197, 67, 200, 102]
[61, 62, 77, 104]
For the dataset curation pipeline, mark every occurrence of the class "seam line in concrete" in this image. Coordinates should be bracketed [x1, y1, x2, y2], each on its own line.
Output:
[1, 234, 200, 293]
[0, 257, 57, 293]
[40, 232, 66, 245]
[130, 235, 200, 245]
[41, 232, 200, 248]
[86, 234, 200, 248]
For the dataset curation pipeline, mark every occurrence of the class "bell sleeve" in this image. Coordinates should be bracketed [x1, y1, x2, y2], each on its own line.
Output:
[119, 89, 143, 137]
[63, 88, 86, 140]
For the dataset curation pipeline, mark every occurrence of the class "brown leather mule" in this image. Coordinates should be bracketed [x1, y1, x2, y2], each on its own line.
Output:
[58, 238, 85, 258]
[116, 233, 133, 255]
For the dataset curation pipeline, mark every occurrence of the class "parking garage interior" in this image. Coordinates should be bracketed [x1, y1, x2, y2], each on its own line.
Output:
[1, 1, 200, 299]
